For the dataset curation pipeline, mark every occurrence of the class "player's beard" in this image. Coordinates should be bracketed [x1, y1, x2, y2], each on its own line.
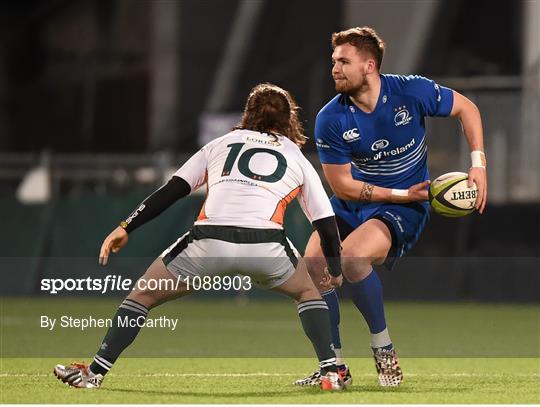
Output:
[335, 72, 369, 96]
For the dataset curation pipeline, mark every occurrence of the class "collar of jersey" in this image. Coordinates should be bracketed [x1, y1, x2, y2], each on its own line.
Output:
[345, 74, 388, 116]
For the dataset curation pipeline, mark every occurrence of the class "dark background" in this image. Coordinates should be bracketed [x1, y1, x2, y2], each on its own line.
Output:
[0, 0, 538, 301]
[0, 0, 523, 152]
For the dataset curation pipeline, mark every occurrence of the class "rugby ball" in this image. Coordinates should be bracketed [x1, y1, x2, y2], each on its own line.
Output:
[429, 172, 477, 217]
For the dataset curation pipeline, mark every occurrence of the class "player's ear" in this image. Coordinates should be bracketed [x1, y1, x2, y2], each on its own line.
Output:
[366, 58, 376, 74]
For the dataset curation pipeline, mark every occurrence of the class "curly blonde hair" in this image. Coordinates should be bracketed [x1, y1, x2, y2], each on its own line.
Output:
[235, 83, 307, 147]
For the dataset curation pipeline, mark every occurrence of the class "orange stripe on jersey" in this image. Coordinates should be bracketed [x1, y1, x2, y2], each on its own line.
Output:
[197, 171, 209, 221]
[270, 186, 302, 225]
[197, 200, 207, 221]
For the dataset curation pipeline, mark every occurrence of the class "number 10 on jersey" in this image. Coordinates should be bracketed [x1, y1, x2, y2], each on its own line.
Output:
[221, 143, 287, 183]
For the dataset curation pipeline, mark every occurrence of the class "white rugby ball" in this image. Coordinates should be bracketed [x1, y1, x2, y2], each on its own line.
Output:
[428, 172, 478, 217]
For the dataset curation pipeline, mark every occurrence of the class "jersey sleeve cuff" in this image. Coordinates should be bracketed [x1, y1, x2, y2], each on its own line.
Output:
[319, 157, 352, 165]
[437, 86, 454, 117]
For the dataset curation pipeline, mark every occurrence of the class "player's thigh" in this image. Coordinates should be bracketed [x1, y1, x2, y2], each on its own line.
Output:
[303, 231, 329, 291]
[131, 229, 212, 308]
[341, 218, 392, 268]
[271, 258, 321, 303]
[163, 230, 235, 284]
[236, 238, 299, 289]
[127, 257, 191, 309]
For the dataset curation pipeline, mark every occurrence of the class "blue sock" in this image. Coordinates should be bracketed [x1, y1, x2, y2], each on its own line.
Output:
[321, 288, 342, 349]
[349, 269, 392, 350]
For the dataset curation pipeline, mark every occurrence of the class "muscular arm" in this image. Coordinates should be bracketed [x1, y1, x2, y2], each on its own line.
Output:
[450, 91, 484, 151]
[121, 176, 192, 233]
[450, 90, 487, 213]
[321, 163, 428, 203]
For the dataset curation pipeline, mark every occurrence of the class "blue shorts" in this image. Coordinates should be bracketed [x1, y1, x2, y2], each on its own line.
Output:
[330, 196, 429, 269]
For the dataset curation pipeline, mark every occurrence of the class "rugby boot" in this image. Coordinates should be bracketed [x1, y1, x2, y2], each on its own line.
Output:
[320, 371, 346, 390]
[293, 369, 321, 386]
[53, 362, 103, 389]
[338, 364, 353, 386]
[373, 348, 403, 386]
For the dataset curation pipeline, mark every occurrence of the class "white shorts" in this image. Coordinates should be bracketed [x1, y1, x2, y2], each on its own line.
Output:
[160, 225, 300, 289]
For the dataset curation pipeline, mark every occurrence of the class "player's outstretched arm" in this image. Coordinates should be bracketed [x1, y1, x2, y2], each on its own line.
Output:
[98, 176, 192, 266]
[312, 216, 343, 289]
[297, 157, 343, 288]
[450, 90, 487, 213]
[99, 227, 128, 266]
[322, 163, 429, 204]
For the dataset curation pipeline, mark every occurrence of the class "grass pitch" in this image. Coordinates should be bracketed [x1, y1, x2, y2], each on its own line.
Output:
[1, 297, 539, 403]
[1, 357, 539, 404]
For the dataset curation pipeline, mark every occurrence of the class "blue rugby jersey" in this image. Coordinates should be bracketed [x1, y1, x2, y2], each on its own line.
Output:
[315, 74, 454, 189]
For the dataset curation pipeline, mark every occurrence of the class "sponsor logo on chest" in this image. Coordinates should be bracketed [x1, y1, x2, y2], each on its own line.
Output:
[355, 138, 416, 164]
[371, 139, 389, 151]
[342, 128, 360, 142]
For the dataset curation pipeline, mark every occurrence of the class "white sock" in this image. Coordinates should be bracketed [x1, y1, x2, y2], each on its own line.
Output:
[333, 347, 344, 365]
[371, 328, 392, 349]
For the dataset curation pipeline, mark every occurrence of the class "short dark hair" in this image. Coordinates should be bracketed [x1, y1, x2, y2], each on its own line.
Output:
[236, 83, 306, 147]
[332, 26, 386, 70]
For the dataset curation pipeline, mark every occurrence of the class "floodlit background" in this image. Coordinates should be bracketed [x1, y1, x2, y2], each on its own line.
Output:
[0, 0, 538, 303]
[1, 5, 539, 404]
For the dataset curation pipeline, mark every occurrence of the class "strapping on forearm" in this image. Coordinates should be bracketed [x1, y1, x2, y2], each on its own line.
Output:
[471, 150, 486, 168]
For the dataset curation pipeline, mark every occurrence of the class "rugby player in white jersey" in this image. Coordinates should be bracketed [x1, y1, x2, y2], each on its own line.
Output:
[53, 83, 346, 391]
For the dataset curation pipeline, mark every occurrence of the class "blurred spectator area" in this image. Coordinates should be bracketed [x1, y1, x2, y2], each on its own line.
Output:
[0, 0, 538, 272]
[1, 0, 538, 201]
[0, 0, 529, 151]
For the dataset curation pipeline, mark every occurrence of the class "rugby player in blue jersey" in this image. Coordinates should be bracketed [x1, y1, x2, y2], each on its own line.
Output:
[294, 27, 487, 387]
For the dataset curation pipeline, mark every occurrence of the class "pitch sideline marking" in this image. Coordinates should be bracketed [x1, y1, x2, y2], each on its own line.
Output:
[1, 372, 539, 378]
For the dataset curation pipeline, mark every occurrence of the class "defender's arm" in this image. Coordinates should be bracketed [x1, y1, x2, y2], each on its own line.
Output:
[99, 176, 192, 265]
[99, 147, 208, 265]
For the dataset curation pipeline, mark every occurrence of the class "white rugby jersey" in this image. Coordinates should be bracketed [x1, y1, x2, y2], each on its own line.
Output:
[174, 129, 334, 229]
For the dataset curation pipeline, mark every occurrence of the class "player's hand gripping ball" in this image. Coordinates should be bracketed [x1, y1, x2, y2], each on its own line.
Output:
[429, 172, 478, 217]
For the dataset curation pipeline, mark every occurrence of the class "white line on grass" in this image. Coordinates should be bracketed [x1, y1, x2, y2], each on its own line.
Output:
[1, 372, 539, 378]
[2, 373, 297, 378]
